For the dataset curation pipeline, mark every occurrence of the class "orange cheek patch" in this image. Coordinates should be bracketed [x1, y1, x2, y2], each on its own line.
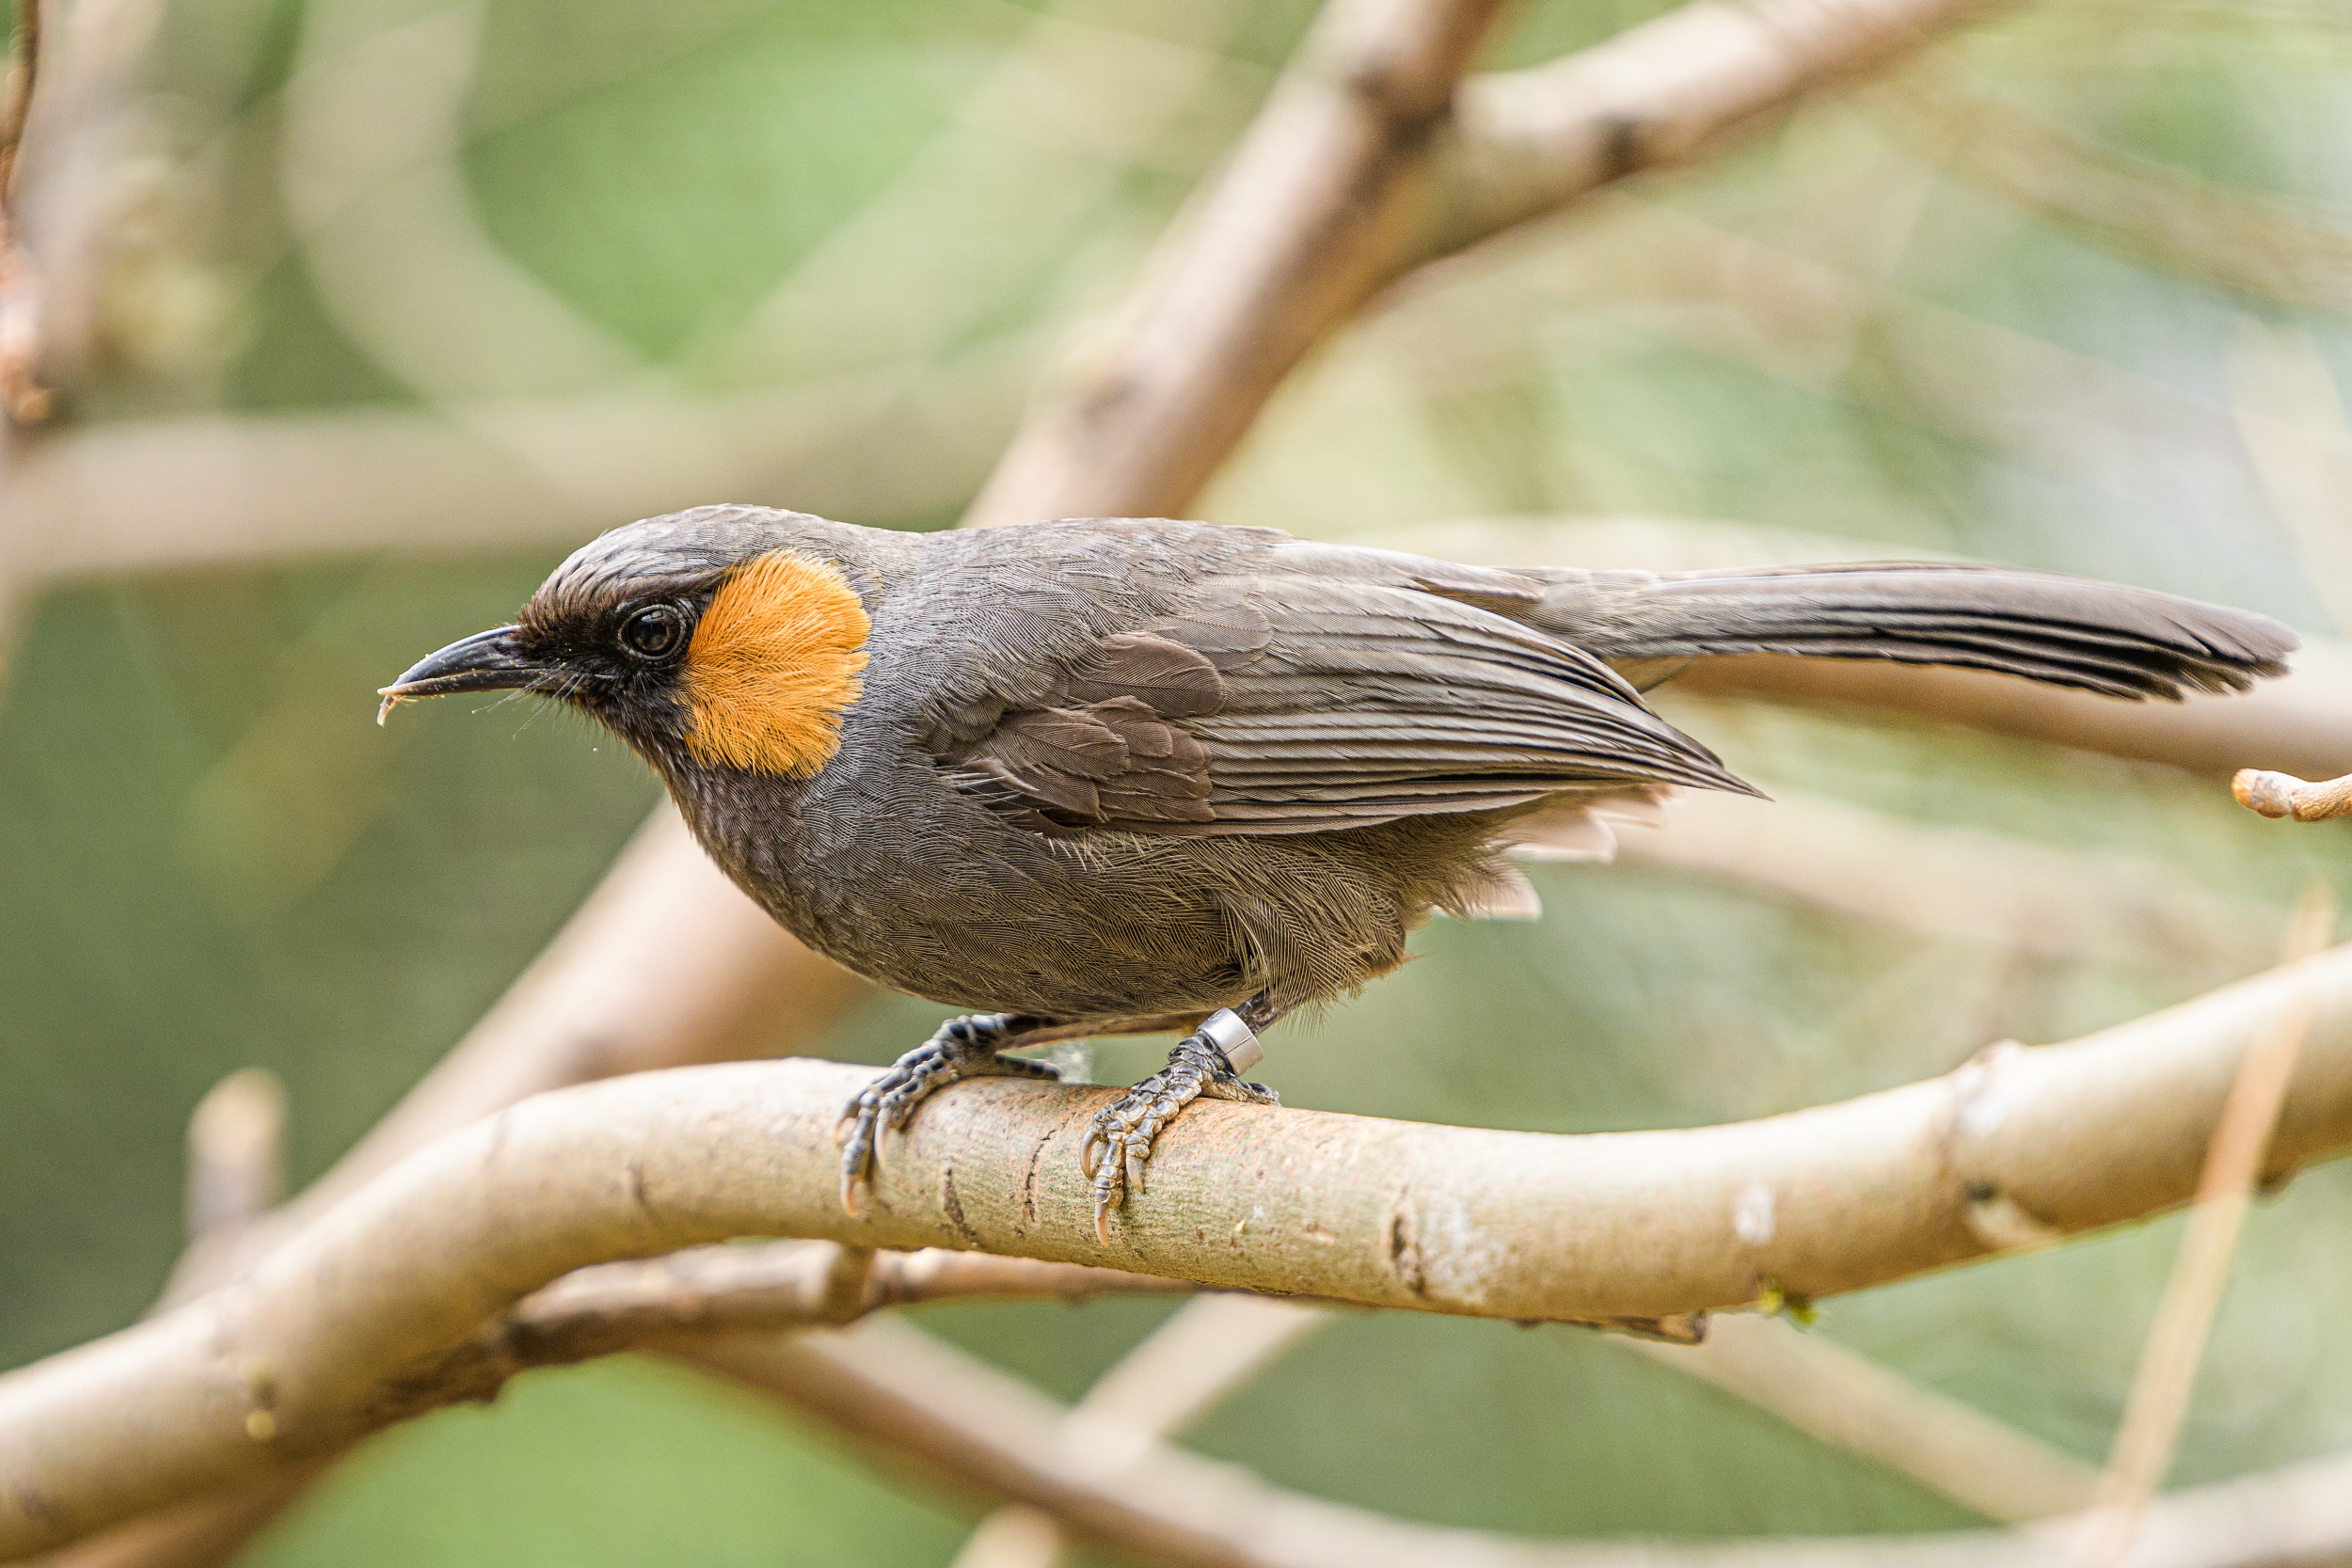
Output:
[681, 551, 871, 777]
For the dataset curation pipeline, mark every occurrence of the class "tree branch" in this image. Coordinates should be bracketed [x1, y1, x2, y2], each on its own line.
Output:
[1421, 0, 1990, 265]
[389, 1241, 1191, 1418]
[2233, 768, 2352, 823]
[1613, 1314, 2101, 1525]
[962, 0, 1513, 527]
[1868, 55, 2352, 318]
[179, 1070, 285, 1246]
[1608, 784, 2278, 977]
[0, 0, 48, 423]
[9, 940, 2352, 1556]
[699, 1317, 2352, 1568]
[948, 1293, 1332, 1568]
[22, 0, 2274, 1555]
[171, 806, 867, 1298]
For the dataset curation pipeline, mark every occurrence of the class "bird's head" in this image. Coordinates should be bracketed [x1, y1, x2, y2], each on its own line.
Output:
[379, 507, 873, 779]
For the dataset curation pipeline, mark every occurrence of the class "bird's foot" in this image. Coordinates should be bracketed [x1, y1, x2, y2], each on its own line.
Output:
[1083, 1010, 1279, 1244]
[837, 1013, 1053, 1213]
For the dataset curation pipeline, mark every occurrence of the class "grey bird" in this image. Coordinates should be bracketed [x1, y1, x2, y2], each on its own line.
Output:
[379, 506, 2296, 1239]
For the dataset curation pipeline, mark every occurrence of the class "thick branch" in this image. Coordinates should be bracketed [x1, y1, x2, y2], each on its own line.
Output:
[8, 943, 2352, 1555]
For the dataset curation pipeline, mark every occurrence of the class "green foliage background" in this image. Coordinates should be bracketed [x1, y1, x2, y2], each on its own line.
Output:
[8, 0, 2352, 1560]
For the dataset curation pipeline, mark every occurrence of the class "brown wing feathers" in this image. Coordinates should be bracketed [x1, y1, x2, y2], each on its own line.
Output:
[947, 579, 1753, 835]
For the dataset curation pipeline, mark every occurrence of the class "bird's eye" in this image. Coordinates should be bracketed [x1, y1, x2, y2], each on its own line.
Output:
[619, 605, 687, 662]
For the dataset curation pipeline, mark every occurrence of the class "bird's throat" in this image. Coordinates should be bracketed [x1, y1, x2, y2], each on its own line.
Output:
[680, 551, 870, 777]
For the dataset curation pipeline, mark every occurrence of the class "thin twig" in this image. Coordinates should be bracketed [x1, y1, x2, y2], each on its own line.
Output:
[2233, 768, 2352, 823]
[180, 1069, 285, 1244]
[2069, 885, 2338, 1568]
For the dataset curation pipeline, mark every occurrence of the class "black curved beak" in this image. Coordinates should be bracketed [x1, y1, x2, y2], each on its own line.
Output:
[376, 626, 546, 724]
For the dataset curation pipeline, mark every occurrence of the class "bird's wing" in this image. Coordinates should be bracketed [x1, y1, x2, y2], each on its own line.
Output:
[938, 575, 1752, 837]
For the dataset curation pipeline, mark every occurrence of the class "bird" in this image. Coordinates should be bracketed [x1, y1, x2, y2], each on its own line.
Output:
[379, 505, 2296, 1241]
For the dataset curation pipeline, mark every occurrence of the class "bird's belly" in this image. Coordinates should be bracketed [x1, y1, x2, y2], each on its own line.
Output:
[678, 767, 1470, 1023]
[771, 846, 1263, 1020]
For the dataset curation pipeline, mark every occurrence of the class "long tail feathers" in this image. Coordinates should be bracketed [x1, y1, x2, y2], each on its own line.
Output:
[1520, 563, 2296, 701]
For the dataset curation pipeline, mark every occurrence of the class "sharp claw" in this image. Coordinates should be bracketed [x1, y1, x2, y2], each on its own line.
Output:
[1126, 1145, 1147, 1195]
[1081, 1131, 1105, 1179]
[839, 1171, 863, 1217]
[1093, 1197, 1113, 1247]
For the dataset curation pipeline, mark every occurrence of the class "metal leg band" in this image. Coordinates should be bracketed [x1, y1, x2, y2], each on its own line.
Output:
[1198, 1007, 1263, 1074]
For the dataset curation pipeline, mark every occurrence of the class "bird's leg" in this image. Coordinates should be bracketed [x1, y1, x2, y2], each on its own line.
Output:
[1083, 994, 1282, 1243]
[837, 1012, 1057, 1212]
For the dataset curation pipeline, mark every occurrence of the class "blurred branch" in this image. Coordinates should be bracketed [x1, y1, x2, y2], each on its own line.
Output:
[2230, 321, 2352, 636]
[967, 0, 2001, 528]
[702, 1317, 2352, 1568]
[1419, 0, 1991, 265]
[387, 1241, 1192, 1419]
[950, 1293, 1331, 1568]
[1615, 1313, 2101, 1525]
[1, 346, 1039, 586]
[4, 0, 168, 402]
[1608, 785, 2279, 976]
[1870, 55, 2352, 318]
[180, 1069, 285, 1245]
[10, 1468, 331, 1568]
[279, 1, 644, 419]
[2233, 768, 2352, 823]
[2074, 890, 2335, 1568]
[11, 934, 2352, 1554]
[962, 0, 1514, 526]
[0, 0, 47, 423]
